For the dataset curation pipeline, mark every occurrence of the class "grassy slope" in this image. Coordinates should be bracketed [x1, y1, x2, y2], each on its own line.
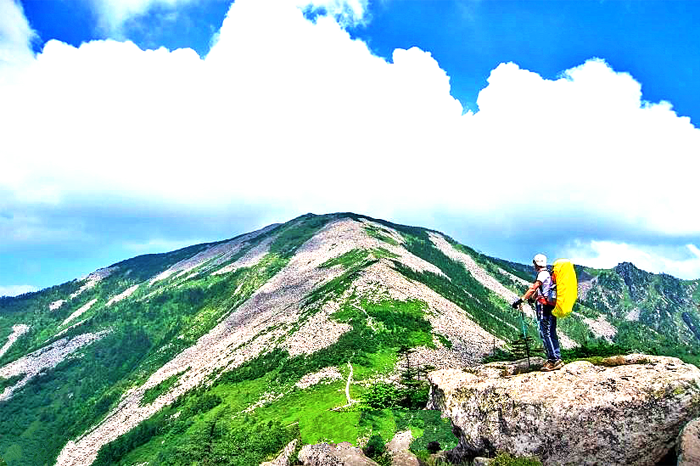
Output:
[93, 290, 455, 466]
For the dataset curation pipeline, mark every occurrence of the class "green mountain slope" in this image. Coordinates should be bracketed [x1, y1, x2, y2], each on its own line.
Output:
[0, 213, 698, 466]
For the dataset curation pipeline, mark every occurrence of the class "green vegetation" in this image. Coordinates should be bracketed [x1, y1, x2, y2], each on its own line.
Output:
[483, 340, 634, 366]
[0, 325, 152, 465]
[436, 333, 452, 348]
[111, 243, 211, 283]
[414, 454, 469, 466]
[320, 248, 371, 269]
[492, 451, 542, 466]
[363, 434, 390, 465]
[362, 381, 427, 410]
[364, 224, 400, 246]
[141, 371, 186, 406]
[0, 374, 23, 392]
[0, 229, 294, 465]
[89, 292, 447, 464]
[373, 247, 399, 259]
[561, 342, 632, 361]
[220, 298, 434, 387]
[451, 242, 531, 293]
[269, 214, 330, 257]
[94, 401, 299, 466]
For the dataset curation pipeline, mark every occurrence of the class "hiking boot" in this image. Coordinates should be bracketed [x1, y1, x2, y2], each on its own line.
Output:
[540, 361, 555, 372]
[551, 359, 564, 370]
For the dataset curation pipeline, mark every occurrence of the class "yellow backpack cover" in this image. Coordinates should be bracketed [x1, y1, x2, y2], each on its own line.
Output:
[552, 259, 577, 318]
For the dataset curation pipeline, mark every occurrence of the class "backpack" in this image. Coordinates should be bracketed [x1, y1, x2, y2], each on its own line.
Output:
[550, 259, 578, 318]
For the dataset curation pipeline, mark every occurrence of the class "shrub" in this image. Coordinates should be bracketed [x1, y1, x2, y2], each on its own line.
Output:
[426, 441, 441, 453]
[493, 451, 542, 466]
[363, 383, 404, 409]
[561, 342, 632, 362]
[363, 434, 386, 458]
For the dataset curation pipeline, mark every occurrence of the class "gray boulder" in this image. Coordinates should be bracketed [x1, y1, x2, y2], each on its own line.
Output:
[472, 458, 494, 466]
[428, 354, 700, 466]
[386, 430, 419, 466]
[298, 442, 378, 466]
[677, 418, 700, 466]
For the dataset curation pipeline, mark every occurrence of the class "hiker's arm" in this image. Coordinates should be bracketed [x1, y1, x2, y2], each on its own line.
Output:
[512, 280, 542, 308]
[522, 281, 542, 301]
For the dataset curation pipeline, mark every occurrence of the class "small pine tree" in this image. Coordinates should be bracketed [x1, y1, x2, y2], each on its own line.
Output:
[508, 334, 543, 367]
[397, 345, 417, 380]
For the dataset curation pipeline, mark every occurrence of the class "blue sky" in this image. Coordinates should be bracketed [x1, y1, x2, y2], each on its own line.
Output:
[1, 0, 700, 295]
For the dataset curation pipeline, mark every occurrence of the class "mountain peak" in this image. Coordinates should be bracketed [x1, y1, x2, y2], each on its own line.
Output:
[1, 214, 699, 466]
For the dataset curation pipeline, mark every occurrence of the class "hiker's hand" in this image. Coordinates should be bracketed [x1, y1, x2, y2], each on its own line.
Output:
[511, 298, 523, 309]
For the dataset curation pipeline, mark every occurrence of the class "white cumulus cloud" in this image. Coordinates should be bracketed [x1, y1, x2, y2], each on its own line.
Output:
[0, 0, 35, 68]
[0, 285, 38, 297]
[87, 0, 368, 36]
[86, 0, 197, 35]
[0, 0, 699, 278]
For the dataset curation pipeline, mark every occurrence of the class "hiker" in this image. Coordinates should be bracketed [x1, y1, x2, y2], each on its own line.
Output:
[511, 254, 563, 371]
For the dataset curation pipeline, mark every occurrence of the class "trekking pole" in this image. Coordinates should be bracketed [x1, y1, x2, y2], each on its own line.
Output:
[518, 303, 531, 368]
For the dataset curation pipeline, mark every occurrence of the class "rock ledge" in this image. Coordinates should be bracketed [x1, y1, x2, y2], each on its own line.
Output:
[428, 354, 700, 466]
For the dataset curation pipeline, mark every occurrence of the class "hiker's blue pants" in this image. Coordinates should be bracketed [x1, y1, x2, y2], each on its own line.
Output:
[537, 303, 561, 361]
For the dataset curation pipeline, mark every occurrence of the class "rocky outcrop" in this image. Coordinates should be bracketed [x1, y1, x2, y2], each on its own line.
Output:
[386, 431, 419, 466]
[295, 367, 343, 390]
[677, 418, 700, 466]
[71, 267, 116, 299]
[428, 354, 700, 466]
[298, 442, 378, 465]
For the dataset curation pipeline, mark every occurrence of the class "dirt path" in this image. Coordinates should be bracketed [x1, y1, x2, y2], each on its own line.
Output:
[345, 361, 356, 405]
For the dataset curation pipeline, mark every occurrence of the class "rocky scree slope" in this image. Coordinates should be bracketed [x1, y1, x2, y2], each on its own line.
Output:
[0, 213, 697, 466]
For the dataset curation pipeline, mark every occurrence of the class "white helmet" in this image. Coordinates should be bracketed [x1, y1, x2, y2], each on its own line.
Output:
[533, 254, 547, 268]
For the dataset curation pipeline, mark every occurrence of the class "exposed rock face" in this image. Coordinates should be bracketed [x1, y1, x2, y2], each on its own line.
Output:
[677, 418, 700, 466]
[298, 442, 378, 465]
[428, 354, 700, 466]
[386, 430, 419, 466]
[71, 267, 116, 299]
[106, 285, 139, 306]
[472, 458, 494, 466]
[151, 224, 278, 283]
[61, 299, 97, 326]
[0, 331, 109, 401]
[581, 314, 617, 341]
[0, 324, 29, 359]
[295, 367, 343, 390]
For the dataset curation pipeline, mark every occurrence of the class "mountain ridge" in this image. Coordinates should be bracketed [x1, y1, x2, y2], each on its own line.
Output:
[0, 212, 698, 466]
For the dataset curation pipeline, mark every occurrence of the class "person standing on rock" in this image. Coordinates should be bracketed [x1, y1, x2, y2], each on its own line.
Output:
[511, 254, 563, 372]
